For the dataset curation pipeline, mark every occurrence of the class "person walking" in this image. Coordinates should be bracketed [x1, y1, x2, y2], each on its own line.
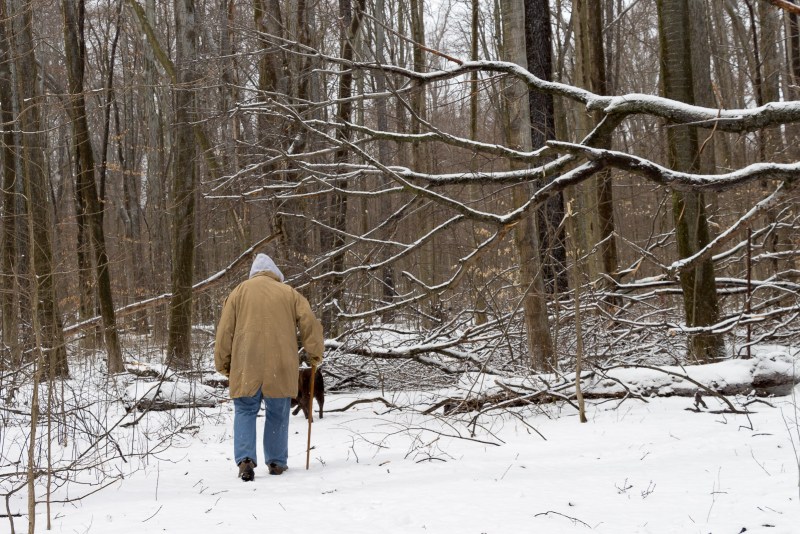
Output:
[215, 253, 324, 481]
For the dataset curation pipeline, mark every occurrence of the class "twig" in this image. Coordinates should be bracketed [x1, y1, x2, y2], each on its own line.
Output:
[534, 510, 591, 528]
[743, 398, 776, 408]
[142, 505, 163, 523]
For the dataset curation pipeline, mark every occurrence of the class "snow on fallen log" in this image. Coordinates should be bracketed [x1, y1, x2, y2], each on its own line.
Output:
[434, 347, 799, 416]
[588, 348, 799, 398]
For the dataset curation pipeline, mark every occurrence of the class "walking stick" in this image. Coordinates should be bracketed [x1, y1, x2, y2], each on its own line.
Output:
[305, 365, 316, 470]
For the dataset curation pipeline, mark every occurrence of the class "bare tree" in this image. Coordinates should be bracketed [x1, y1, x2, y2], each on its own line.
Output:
[572, 0, 618, 288]
[167, 0, 199, 369]
[0, 2, 19, 370]
[62, 0, 124, 373]
[9, 0, 68, 377]
[657, 0, 724, 362]
[501, 0, 554, 370]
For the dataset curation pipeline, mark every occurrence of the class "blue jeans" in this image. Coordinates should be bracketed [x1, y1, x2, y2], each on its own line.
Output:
[233, 389, 290, 469]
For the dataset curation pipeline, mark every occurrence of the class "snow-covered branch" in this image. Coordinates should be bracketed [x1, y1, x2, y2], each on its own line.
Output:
[550, 142, 800, 191]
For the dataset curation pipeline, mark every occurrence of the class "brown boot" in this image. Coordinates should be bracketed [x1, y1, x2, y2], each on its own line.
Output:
[268, 463, 287, 476]
[238, 458, 255, 481]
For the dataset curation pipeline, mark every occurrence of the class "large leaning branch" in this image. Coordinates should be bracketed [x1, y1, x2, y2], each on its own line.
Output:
[289, 43, 800, 132]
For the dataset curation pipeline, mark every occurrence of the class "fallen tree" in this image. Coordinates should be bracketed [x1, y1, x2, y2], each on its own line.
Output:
[426, 350, 799, 417]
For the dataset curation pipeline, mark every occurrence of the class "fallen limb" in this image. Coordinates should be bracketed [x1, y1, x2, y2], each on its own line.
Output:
[327, 397, 398, 412]
[424, 354, 797, 418]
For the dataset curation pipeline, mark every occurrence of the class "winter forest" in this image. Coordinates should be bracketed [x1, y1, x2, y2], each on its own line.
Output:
[4, 0, 800, 531]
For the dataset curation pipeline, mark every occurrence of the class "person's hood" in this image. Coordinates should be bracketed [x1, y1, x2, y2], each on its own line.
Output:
[249, 253, 285, 282]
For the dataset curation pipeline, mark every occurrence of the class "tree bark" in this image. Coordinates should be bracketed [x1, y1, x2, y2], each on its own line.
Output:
[408, 0, 436, 301]
[470, 0, 479, 141]
[140, 0, 170, 341]
[374, 0, 397, 320]
[572, 0, 618, 288]
[570, 0, 601, 282]
[320, 0, 365, 334]
[254, 0, 286, 96]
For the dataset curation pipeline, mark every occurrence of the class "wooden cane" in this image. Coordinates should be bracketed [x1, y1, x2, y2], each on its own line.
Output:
[305, 365, 316, 470]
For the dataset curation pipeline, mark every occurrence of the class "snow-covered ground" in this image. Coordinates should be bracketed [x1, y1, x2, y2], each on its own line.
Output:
[11, 382, 800, 534]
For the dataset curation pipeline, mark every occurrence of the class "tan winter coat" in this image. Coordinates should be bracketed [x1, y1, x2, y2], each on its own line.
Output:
[214, 271, 324, 398]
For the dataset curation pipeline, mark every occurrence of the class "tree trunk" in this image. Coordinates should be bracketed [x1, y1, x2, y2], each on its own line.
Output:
[567, 201, 588, 423]
[10, 0, 68, 377]
[409, 0, 427, 147]
[707, 1, 737, 169]
[525, 0, 569, 293]
[789, 11, 800, 89]
[469, 0, 488, 325]
[755, 0, 784, 157]
[470, 0, 479, 141]
[142, 0, 170, 342]
[572, 0, 618, 288]
[753, 1, 791, 282]
[657, 0, 724, 362]
[62, 0, 124, 373]
[167, 0, 198, 369]
[501, 0, 554, 371]
[0, 4, 19, 370]
[254, 0, 286, 96]
[570, 0, 601, 282]
[374, 0, 396, 320]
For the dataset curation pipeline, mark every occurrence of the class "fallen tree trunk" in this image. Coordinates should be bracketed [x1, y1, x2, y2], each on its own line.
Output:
[430, 351, 799, 416]
[588, 352, 798, 398]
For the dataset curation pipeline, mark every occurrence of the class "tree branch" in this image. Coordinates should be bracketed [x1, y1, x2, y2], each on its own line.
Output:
[550, 141, 800, 191]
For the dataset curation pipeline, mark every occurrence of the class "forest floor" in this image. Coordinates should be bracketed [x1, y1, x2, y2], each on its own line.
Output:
[13, 367, 800, 534]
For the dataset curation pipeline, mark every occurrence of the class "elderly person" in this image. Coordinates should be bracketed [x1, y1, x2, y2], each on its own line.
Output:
[215, 253, 323, 481]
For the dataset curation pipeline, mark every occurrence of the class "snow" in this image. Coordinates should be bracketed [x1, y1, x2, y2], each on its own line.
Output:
[5, 346, 800, 533]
